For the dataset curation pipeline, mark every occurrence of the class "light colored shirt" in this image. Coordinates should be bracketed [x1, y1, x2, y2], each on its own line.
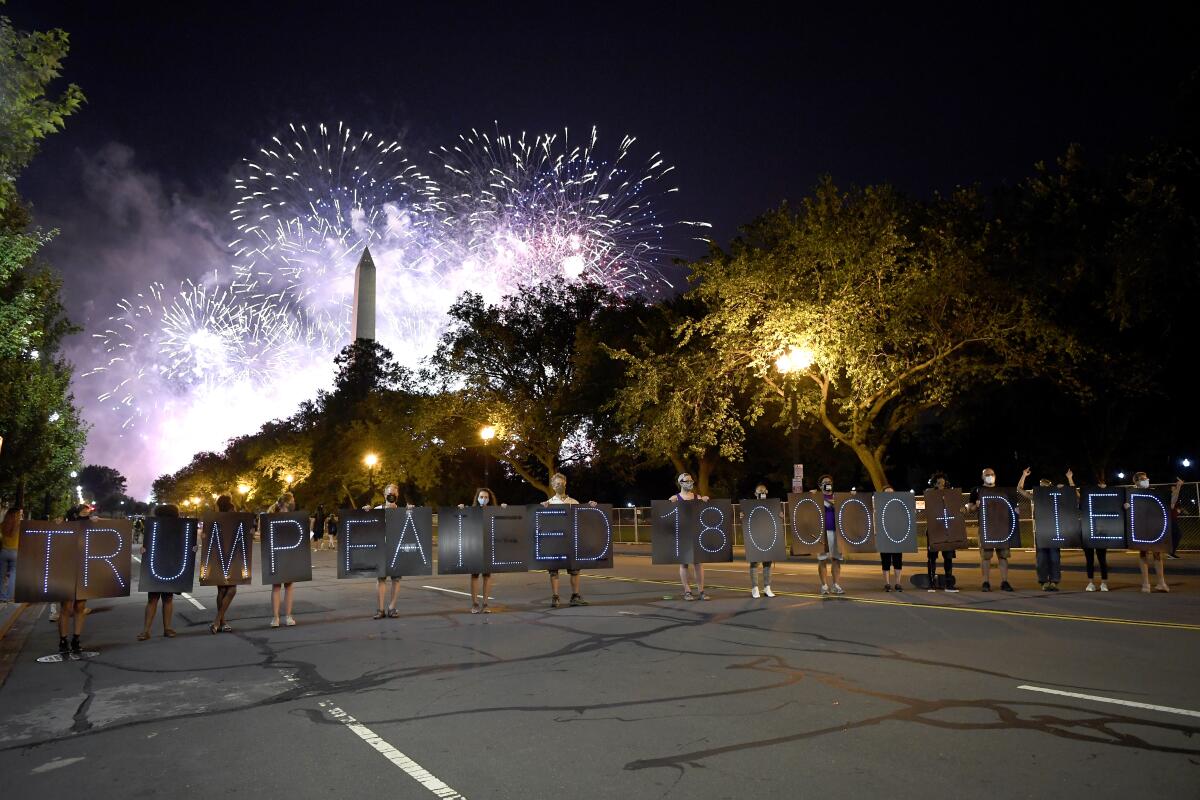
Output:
[547, 495, 578, 505]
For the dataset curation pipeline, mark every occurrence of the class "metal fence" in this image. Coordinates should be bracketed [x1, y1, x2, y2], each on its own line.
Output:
[610, 482, 1200, 550]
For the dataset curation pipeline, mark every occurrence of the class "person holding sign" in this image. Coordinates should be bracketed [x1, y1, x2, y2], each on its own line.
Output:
[373, 484, 403, 619]
[748, 483, 775, 598]
[1019, 468, 1074, 592]
[138, 504, 182, 641]
[270, 493, 298, 627]
[965, 467, 1013, 592]
[1129, 473, 1181, 593]
[542, 472, 596, 608]
[877, 486, 903, 592]
[671, 473, 710, 600]
[1083, 477, 1111, 592]
[459, 488, 500, 613]
[208, 495, 240, 633]
[925, 473, 959, 592]
[816, 475, 845, 596]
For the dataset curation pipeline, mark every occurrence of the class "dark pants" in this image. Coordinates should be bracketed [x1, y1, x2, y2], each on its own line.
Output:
[927, 550, 955, 587]
[880, 552, 904, 570]
[1036, 547, 1061, 583]
[1083, 547, 1109, 580]
[1170, 520, 1181, 556]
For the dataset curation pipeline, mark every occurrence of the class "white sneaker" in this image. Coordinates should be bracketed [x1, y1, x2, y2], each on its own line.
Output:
[285, 616, 296, 626]
[751, 586, 760, 599]
[831, 584, 845, 595]
[1100, 582, 1109, 592]
[1085, 582, 1096, 592]
[764, 586, 775, 598]
[819, 585, 829, 596]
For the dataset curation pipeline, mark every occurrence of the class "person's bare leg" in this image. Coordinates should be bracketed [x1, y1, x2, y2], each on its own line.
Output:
[550, 572, 560, 597]
[818, 561, 828, 588]
[482, 575, 493, 608]
[1155, 553, 1168, 591]
[162, 596, 175, 633]
[58, 603, 71, 638]
[696, 564, 705, 592]
[832, 561, 841, 586]
[470, 574, 480, 607]
[376, 579, 386, 612]
[272, 584, 282, 622]
[284, 584, 294, 616]
[999, 558, 1009, 583]
[679, 564, 691, 594]
[388, 580, 401, 610]
[141, 596, 159, 637]
[981, 555, 991, 585]
[1139, 553, 1151, 591]
[217, 586, 236, 626]
[570, 573, 581, 596]
[73, 601, 86, 635]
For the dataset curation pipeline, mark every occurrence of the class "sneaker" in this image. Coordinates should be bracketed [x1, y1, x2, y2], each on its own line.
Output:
[831, 584, 845, 595]
[1155, 583, 1170, 593]
[470, 603, 481, 614]
[1085, 582, 1096, 592]
[1041, 582, 1049, 591]
[944, 585, 959, 593]
[1100, 582, 1109, 592]
[981, 581, 991, 592]
[699, 591, 711, 601]
[683, 591, 695, 601]
[284, 616, 296, 626]
[70, 635, 82, 655]
[763, 586, 775, 598]
[820, 585, 830, 596]
[570, 594, 587, 606]
[751, 586, 760, 599]
[884, 584, 892, 592]
[1141, 583, 1151, 593]
[550, 594, 560, 609]
[1000, 581, 1014, 592]
[927, 584, 937, 593]
[894, 584, 903, 592]
[58, 636, 69, 657]
[387, 608, 400, 618]
[49, 611, 59, 623]
[1048, 583, 1059, 592]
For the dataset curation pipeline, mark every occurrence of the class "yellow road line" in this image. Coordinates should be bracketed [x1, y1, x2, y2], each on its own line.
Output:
[581, 574, 1200, 632]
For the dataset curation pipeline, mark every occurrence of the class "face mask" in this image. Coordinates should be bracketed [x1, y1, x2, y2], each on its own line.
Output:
[552, 481, 566, 495]
[1137, 479, 1150, 489]
[755, 491, 767, 500]
[477, 495, 490, 506]
[821, 483, 832, 493]
[983, 476, 995, 487]
[679, 479, 694, 492]
[385, 494, 398, 504]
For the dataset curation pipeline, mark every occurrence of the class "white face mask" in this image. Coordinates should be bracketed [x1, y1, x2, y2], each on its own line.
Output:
[679, 478, 694, 493]
[983, 475, 996, 487]
[1137, 479, 1150, 489]
[821, 483, 832, 493]
[755, 490, 767, 500]
[477, 495, 490, 506]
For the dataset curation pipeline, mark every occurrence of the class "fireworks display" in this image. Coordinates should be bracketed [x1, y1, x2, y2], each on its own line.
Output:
[83, 122, 704, 491]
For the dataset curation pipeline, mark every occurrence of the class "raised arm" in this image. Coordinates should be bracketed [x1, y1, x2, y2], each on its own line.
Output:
[1016, 467, 1033, 500]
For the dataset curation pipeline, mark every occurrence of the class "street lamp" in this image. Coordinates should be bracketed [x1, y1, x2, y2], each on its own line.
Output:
[284, 474, 294, 486]
[479, 426, 496, 486]
[1183, 458, 1193, 469]
[775, 345, 814, 473]
[237, 483, 251, 496]
[363, 453, 379, 506]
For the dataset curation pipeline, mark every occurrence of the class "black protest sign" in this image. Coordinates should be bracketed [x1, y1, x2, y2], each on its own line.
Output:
[138, 517, 198, 593]
[572, 504, 614, 570]
[787, 492, 827, 555]
[977, 489, 1022, 549]
[436, 506, 485, 575]
[1033, 487, 1082, 549]
[924, 489, 968, 551]
[483, 507, 530, 573]
[14, 522, 79, 603]
[690, 500, 734, 563]
[339, 511, 386, 578]
[651, 499, 692, 564]
[873, 492, 918, 553]
[835, 492, 876, 554]
[1079, 487, 1127, 549]
[259, 512, 313, 584]
[1127, 489, 1171, 552]
[199, 513, 254, 586]
[77, 519, 133, 600]
[384, 507, 433, 577]
[740, 500, 787, 563]
[530, 505, 572, 569]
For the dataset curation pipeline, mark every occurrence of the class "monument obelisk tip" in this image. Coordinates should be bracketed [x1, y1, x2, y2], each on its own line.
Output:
[351, 247, 377, 342]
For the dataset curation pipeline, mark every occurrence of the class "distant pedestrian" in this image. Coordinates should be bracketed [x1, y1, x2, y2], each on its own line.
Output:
[270, 492, 299, 626]
[0, 507, 19, 603]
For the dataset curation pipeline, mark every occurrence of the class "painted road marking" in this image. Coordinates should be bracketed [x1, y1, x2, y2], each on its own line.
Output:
[133, 555, 206, 609]
[580, 574, 1200, 631]
[319, 701, 466, 798]
[421, 586, 494, 601]
[1017, 685, 1200, 718]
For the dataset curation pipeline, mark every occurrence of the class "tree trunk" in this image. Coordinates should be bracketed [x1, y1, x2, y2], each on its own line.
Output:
[697, 452, 718, 498]
[851, 444, 890, 491]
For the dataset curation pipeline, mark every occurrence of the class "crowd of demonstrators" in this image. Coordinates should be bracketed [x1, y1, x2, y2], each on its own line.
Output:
[670, 473, 710, 601]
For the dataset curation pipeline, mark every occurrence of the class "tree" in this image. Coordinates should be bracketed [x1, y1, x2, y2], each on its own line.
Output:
[683, 180, 1057, 490]
[428, 282, 633, 497]
[77, 464, 128, 510]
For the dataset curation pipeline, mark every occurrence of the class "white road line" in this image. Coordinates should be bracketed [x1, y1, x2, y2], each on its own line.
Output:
[421, 585, 494, 601]
[319, 701, 466, 799]
[1017, 685, 1200, 718]
[131, 556, 205, 609]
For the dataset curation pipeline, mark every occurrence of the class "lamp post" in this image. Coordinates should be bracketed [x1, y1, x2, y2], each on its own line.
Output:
[775, 345, 815, 482]
[479, 425, 496, 487]
[363, 453, 379, 507]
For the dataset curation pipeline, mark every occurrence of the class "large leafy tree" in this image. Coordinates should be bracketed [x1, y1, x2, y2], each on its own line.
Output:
[683, 180, 1058, 490]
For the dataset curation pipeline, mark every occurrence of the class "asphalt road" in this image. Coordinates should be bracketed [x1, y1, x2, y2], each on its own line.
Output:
[1, 550, 1198, 799]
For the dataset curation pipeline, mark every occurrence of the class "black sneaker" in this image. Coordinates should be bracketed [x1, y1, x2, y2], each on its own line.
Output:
[1048, 582, 1059, 592]
[1001, 581, 1014, 592]
[70, 635, 82, 655]
[981, 581, 991, 592]
[570, 594, 587, 606]
[58, 637, 70, 657]
[551, 594, 560, 608]
[884, 584, 892, 592]
[894, 584, 903, 592]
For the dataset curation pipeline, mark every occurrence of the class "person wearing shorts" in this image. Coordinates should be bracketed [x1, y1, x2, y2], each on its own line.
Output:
[372, 484, 403, 619]
[747, 483, 775, 598]
[816, 475, 844, 596]
[459, 489, 500, 613]
[878, 486, 903, 592]
[671, 473, 710, 600]
[542, 472, 597, 608]
[966, 467, 1012, 592]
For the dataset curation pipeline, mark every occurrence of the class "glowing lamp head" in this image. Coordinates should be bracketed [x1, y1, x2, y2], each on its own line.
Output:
[237, 484, 251, 495]
[284, 474, 294, 485]
[480, 425, 496, 443]
[363, 453, 379, 468]
[775, 345, 815, 374]
[1184, 458, 1193, 468]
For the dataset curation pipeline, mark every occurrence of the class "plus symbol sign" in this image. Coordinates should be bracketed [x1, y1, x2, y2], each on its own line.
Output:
[937, 508, 956, 529]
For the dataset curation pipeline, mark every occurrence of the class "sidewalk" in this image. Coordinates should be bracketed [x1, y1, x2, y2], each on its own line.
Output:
[612, 543, 1200, 575]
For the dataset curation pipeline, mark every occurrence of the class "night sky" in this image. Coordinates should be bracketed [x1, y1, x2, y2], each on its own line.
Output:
[5, 1, 1198, 492]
